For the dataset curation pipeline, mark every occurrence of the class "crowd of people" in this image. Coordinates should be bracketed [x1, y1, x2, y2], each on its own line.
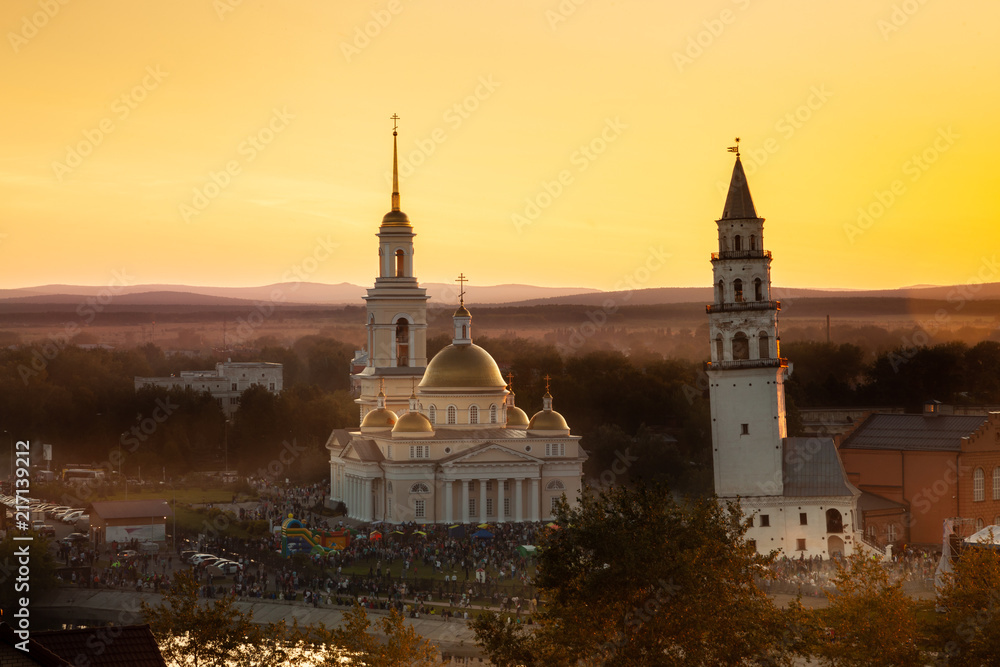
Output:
[759, 547, 940, 596]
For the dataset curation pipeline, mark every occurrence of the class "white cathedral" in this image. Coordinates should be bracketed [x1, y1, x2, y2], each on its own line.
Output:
[325, 126, 587, 525]
[708, 148, 869, 558]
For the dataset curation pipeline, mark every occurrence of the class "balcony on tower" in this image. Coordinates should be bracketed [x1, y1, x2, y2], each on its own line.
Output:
[706, 300, 781, 314]
[710, 249, 772, 262]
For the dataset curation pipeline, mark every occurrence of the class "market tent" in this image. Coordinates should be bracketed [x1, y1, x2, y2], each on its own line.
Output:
[472, 529, 494, 539]
[517, 545, 537, 558]
[964, 525, 1000, 548]
[447, 524, 465, 538]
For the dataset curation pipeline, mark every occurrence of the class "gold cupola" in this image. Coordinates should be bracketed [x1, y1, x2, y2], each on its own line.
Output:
[527, 375, 570, 435]
[361, 381, 397, 431]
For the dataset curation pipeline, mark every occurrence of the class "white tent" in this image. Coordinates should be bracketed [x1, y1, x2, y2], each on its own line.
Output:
[964, 525, 1000, 547]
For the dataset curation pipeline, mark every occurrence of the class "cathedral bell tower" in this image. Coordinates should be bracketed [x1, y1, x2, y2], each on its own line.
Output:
[707, 141, 788, 497]
[356, 115, 430, 418]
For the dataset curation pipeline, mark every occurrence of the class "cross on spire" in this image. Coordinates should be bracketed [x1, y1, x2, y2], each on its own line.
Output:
[544, 374, 551, 392]
[391, 113, 400, 135]
[506, 372, 514, 388]
[456, 273, 468, 305]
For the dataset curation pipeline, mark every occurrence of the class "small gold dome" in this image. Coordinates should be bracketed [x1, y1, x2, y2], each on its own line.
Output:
[454, 304, 471, 318]
[361, 407, 397, 430]
[506, 406, 529, 427]
[527, 410, 569, 432]
[392, 411, 434, 434]
[419, 344, 506, 389]
[381, 210, 411, 226]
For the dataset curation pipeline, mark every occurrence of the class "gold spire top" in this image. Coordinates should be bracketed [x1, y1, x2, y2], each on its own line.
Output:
[727, 136, 740, 157]
[391, 113, 401, 211]
[506, 372, 514, 390]
[378, 378, 386, 397]
[381, 113, 411, 226]
[543, 373, 553, 399]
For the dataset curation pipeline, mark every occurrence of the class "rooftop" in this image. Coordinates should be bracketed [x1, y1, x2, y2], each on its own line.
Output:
[839, 413, 990, 451]
[782, 437, 858, 497]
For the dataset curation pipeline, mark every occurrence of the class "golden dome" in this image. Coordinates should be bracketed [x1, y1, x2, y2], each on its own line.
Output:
[506, 406, 529, 427]
[419, 344, 506, 389]
[381, 209, 411, 226]
[361, 407, 397, 430]
[454, 304, 471, 317]
[392, 411, 434, 434]
[527, 410, 570, 432]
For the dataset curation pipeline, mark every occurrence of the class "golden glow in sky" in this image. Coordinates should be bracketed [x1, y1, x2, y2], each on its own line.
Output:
[1, 0, 997, 292]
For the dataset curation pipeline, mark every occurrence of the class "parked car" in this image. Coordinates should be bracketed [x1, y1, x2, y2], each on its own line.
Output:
[31, 520, 55, 537]
[189, 553, 217, 565]
[120, 549, 138, 559]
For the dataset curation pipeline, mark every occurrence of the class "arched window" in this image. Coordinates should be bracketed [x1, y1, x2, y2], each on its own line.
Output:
[974, 467, 985, 501]
[734, 235, 742, 251]
[758, 332, 769, 359]
[546, 479, 565, 491]
[462, 325, 467, 338]
[717, 280, 724, 303]
[395, 319, 409, 367]
[733, 279, 743, 302]
[715, 334, 724, 361]
[410, 482, 429, 494]
[886, 523, 898, 542]
[749, 234, 757, 250]
[977, 518, 985, 531]
[428, 405, 436, 425]
[489, 404, 498, 424]
[378, 247, 384, 276]
[387, 481, 393, 494]
[994, 467, 1000, 500]
[754, 278, 763, 301]
[732, 332, 749, 360]
[446, 405, 457, 425]
[469, 405, 479, 424]
[395, 249, 405, 277]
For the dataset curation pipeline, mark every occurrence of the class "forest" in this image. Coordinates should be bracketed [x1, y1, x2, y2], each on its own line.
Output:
[0, 327, 998, 497]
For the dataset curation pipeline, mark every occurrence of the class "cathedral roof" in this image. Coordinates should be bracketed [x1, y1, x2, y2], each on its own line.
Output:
[720, 156, 758, 220]
[392, 410, 434, 434]
[419, 343, 506, 389]
[838, 413, 989, 451]
[781, 437, 857, 497]
[506, 406, 530, 426]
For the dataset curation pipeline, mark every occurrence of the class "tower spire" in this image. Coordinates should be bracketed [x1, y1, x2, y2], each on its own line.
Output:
[721, 138, 757, 220]
[381, 113, 410, 226]
[391, 113, 401, 212]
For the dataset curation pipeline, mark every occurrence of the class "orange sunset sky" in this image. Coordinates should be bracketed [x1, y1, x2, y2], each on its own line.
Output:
[1, 0, 997, 292]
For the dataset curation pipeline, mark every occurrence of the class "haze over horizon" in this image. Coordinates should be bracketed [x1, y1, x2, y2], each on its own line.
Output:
[1, 1, 997, 292]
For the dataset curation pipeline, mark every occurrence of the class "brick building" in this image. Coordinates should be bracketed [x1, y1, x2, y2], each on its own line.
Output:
[837, 403, 1000, 549]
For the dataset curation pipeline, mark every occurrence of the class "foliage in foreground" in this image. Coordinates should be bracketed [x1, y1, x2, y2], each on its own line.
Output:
[935, 543, 1000, 666]
[811, 551, 927, 667]
[473, 483, 800, 666]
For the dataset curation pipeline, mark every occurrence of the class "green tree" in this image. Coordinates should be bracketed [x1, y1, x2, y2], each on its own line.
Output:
[813, 551, 926, 666]
[141, 569, 292, 666]
[935, 542, 1000, 666]
[473, 484, 798, 666]
[313, 603, 438, 667]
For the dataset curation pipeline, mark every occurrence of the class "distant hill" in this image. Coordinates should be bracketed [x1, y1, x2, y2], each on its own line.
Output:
[0, 282, 601, 306]
[1, 281, 997, 308]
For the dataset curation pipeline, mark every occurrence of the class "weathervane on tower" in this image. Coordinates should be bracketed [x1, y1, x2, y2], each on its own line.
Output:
[727, 137, 740, 157]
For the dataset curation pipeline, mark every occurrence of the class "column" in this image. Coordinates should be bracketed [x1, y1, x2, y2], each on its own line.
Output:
[530, 478, 540, 522]
[479, 479, 488, 523]
[444, 480, 453, 524]
[514, 478, 523, 522]
[497, 477, 505, 523]
[461, 479, 469, 523]
[364, 478, 373, 521]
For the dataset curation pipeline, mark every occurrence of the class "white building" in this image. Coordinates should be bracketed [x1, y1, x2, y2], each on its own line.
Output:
[707, 147, 869, 558]
[325, 126, 587, 524]
[134, 360, 283, 416]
